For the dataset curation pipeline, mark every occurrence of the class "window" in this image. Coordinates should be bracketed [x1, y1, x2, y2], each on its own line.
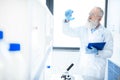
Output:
[46, 0, 53, 15]
[53, 0, 106, 48]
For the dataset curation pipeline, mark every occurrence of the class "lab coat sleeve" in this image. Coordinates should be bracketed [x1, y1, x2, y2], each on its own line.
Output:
[97, 30, 113, 58]
[62, 20, 82, 37]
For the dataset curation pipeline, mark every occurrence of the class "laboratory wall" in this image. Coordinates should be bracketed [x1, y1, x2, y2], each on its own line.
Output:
[0, 0, 31, 80]
[0, 0, 53, 80]
[31, 0, 53, 80]
[106, 0, 120, 80]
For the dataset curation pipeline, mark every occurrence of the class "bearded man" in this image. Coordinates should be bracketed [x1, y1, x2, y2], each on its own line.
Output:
[63, 7, 113, 80]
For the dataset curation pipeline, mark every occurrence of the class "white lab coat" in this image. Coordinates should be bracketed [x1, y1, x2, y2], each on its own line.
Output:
[63, 21, 113, 80]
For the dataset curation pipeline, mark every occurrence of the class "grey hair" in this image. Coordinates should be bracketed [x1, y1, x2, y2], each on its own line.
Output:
[96, 7, 104, 17]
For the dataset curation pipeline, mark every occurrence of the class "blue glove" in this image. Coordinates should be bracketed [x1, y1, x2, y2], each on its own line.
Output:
[86, 46, 98, 55]
[65, 9, 75, 21]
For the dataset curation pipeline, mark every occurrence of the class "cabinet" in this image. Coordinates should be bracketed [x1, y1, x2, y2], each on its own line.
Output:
[108, 60, 120, 80]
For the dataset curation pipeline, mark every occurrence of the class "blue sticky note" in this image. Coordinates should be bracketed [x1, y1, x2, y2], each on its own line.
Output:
[9, 43, 20, 51]
[0, 31, 3, 39]
[87, 42, 106, 50]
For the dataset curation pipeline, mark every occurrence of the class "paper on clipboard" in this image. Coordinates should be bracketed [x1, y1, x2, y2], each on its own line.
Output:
[87, 42, 106, 50]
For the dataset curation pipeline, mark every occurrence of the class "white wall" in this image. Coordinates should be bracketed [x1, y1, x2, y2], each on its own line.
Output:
[0, 0, 31, 80]
[105, 0, 120, 80]
[0, 0, 53, 80]
[53, 0, 105, 47]
[107, 0, 120, 65]
[107, 0, 120, 33]
[31, 0, 53, 80]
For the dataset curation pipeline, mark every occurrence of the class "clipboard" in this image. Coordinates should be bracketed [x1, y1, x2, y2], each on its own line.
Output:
[87, 42, 106, 50]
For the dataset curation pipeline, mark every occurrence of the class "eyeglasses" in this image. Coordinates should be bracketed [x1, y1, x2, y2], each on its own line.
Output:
[89, 12, 101, 17]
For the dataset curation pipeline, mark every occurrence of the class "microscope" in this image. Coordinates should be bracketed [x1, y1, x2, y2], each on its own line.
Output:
[61, 63, 75, 80]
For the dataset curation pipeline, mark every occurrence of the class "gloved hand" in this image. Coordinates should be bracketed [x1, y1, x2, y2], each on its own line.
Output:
[65, 9, 75, 21]
[86, 46, 98, 55]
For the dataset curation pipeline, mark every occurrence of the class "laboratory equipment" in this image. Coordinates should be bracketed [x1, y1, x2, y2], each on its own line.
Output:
[61, 63, 75, 80]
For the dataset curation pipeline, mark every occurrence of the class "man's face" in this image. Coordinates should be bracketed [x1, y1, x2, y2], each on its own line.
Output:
[86, 19, 99, 29]
[86, 8, 101, 29]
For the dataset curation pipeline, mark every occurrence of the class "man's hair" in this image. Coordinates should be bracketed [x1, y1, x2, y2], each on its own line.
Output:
[96, 7, 104, 17]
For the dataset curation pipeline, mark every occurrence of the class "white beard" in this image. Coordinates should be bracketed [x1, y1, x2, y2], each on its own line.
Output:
[85, 20, 99, 29]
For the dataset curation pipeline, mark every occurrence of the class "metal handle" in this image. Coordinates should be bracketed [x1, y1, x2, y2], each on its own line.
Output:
[67, 63, 74, 71]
